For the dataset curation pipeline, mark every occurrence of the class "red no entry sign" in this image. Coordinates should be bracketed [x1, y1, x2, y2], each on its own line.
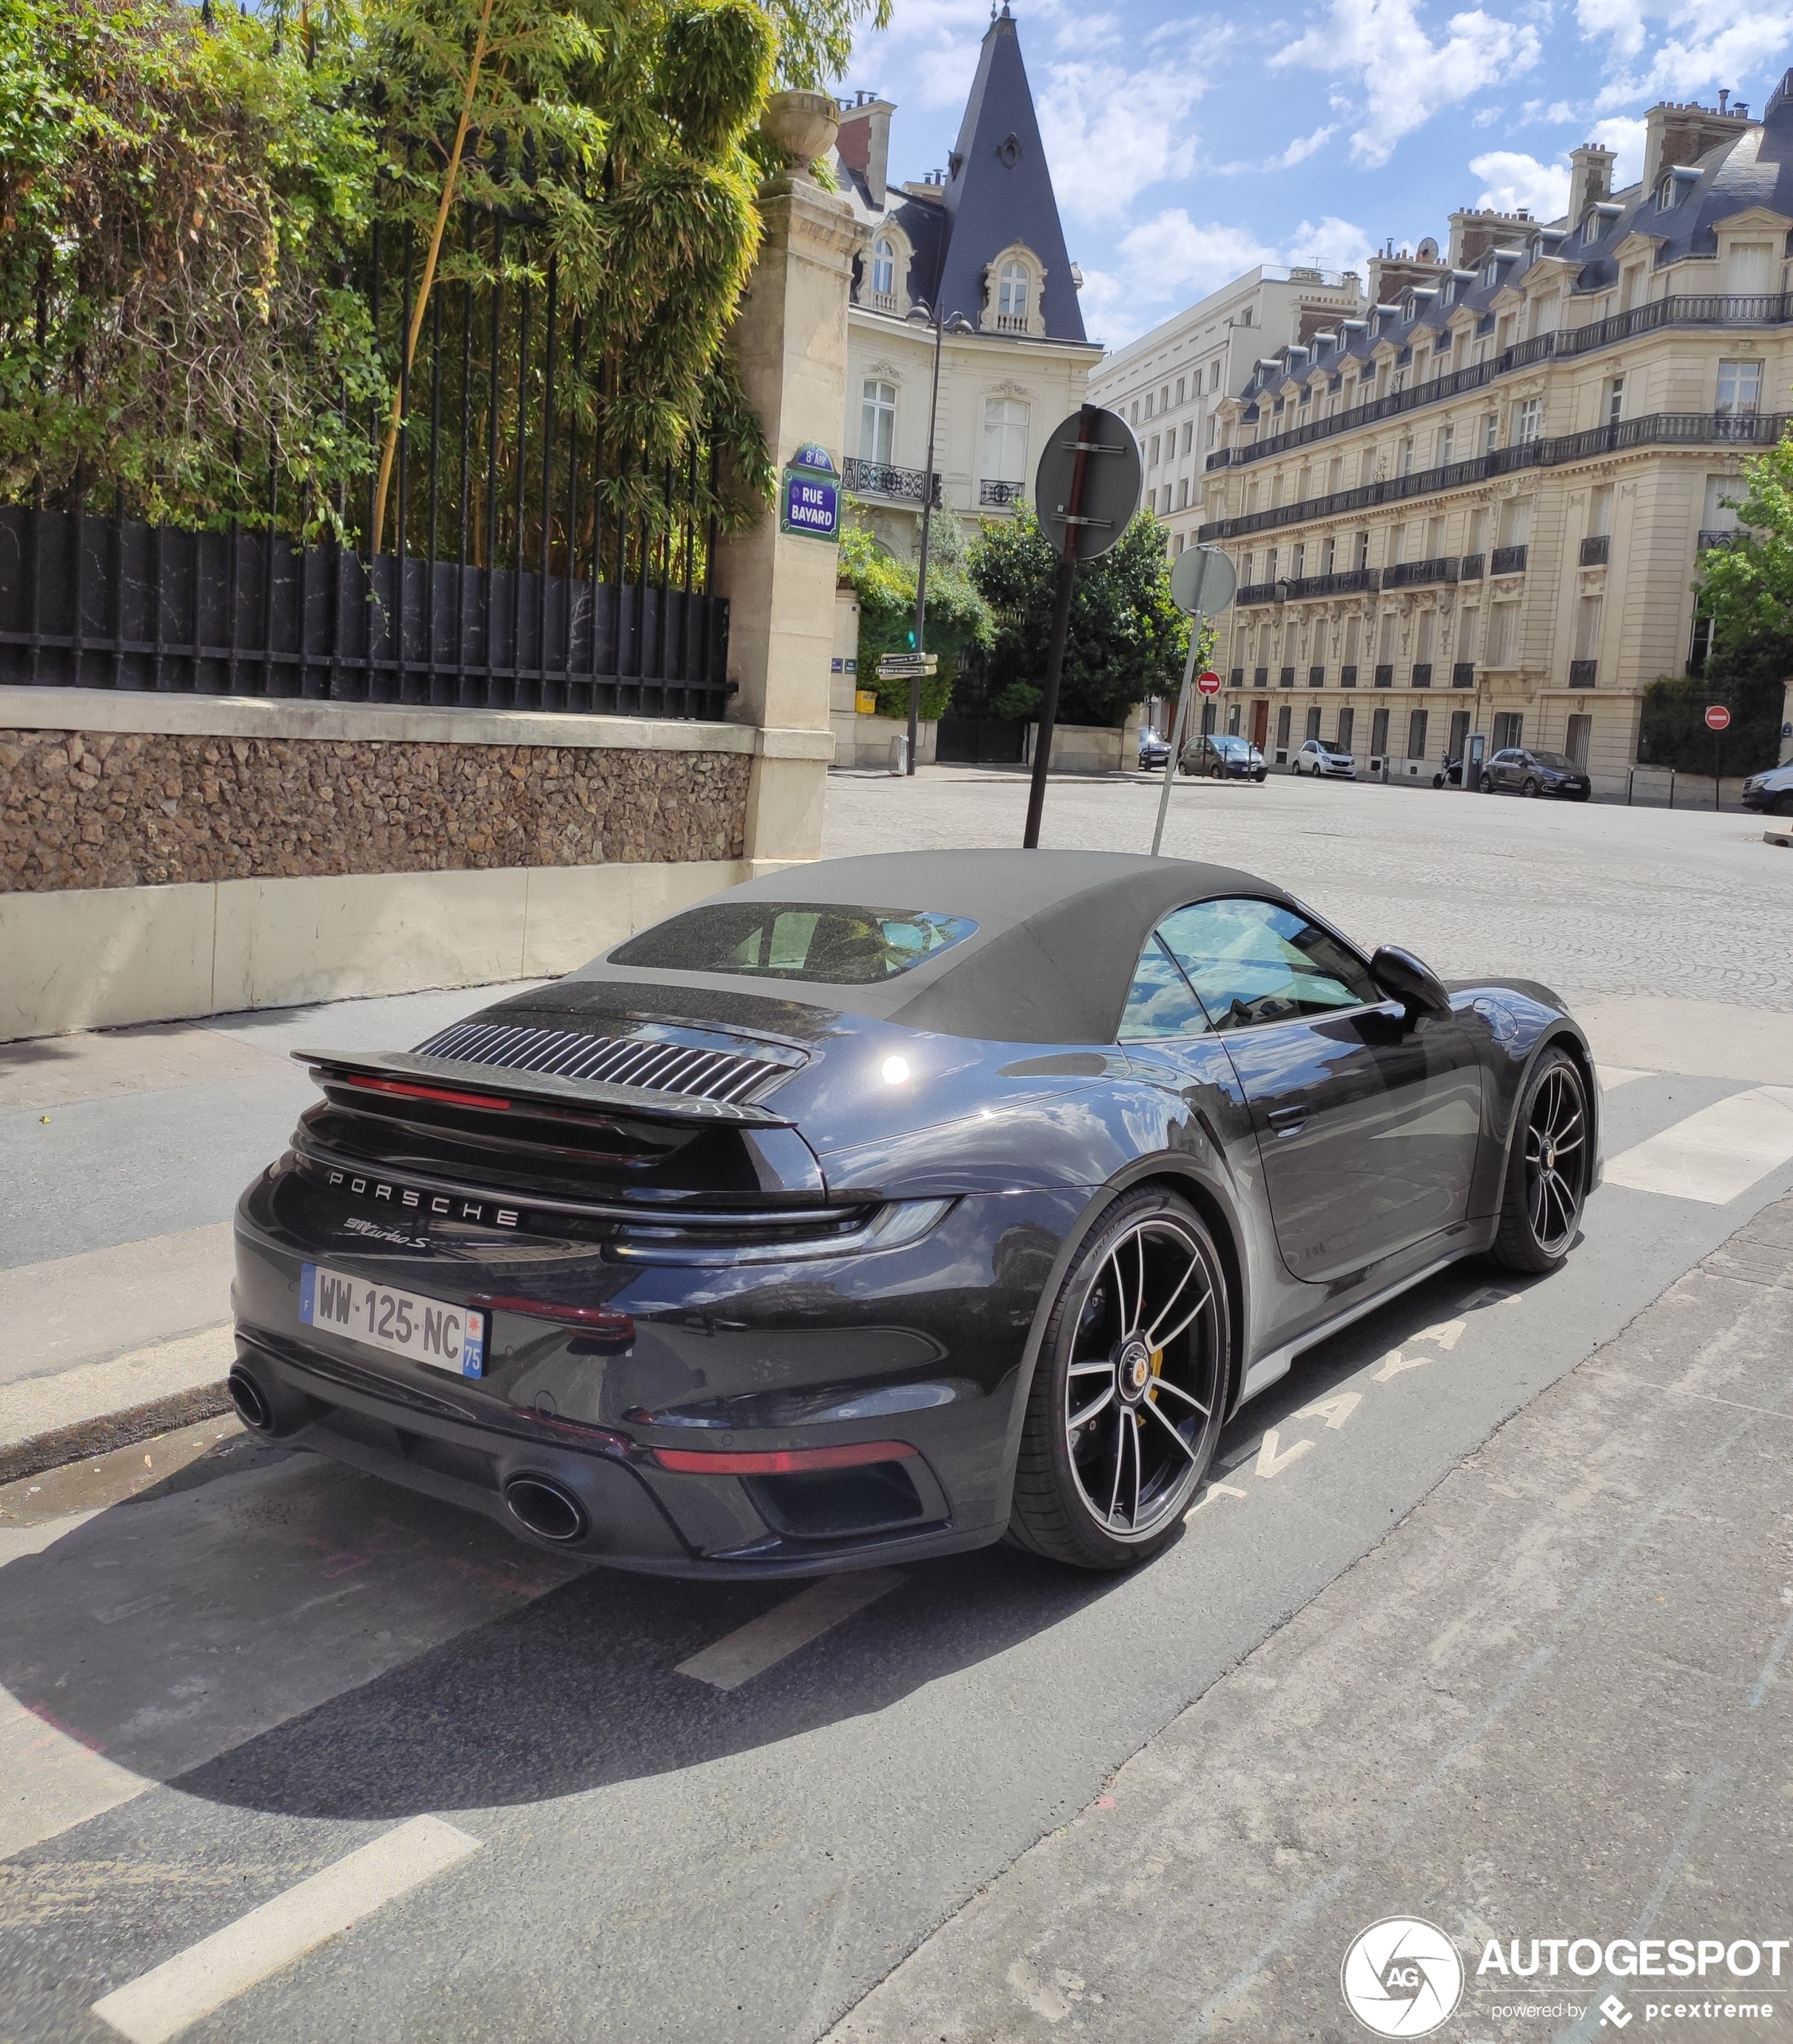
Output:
[1705, 704, 1732, 731]
[1196, 671, 1223, 697]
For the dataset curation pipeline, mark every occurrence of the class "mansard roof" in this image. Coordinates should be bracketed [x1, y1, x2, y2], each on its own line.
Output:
[841, 6, 1086, 345]
[1237, 66, 1793, 413]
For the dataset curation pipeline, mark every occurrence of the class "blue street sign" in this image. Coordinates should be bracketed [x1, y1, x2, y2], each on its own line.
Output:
[781, 445, 840, 540]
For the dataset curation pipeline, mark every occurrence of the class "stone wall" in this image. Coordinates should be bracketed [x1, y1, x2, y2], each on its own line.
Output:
[0, 728, 750, 893]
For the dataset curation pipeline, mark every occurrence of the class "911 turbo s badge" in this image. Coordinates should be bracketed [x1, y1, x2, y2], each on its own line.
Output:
[325, 1169, 521, 1229]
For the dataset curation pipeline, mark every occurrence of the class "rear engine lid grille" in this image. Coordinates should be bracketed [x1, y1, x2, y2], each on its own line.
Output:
[414, 1021, 796, 1105]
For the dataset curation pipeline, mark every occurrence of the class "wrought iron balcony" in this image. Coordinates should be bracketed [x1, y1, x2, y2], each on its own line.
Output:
[1339, 664, 1359, 687]
[1309, 666, 1326, 687]
[1206, 293, 1793, 475]
[1451, 662, 1475, 688]
[1489, 544, 1528, 575]
[1374, 663, 1394, 687]
[1410, 662, 1433, 687]
[1569, 659, 1597, 687]
[1458, 553, 1485, 579]
[979, 479, 1025, 507]
[1697, 527, 1743, 551]
[1384, 556, 1457, 589]
[1199, 416, 1793, 546]
[1579, 534, 1610, 565]
[1235, 565, 1379, 605]
[843, 457, 939, 505]
[1279, 666, 1296, 687]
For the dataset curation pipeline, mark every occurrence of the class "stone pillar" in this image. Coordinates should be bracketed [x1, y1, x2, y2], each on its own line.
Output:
[714, 161, 863, 866]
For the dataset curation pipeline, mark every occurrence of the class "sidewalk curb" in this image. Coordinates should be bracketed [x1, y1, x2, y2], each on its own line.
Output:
[0, 1380, 234, 1486]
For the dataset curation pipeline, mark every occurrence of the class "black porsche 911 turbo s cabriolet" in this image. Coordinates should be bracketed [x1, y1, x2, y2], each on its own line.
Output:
[231, 850, 1599, 1577]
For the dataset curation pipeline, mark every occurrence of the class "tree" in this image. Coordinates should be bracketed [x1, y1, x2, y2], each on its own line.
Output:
[1694, 431, 1793, 653]
[967, 504, 1188, 727]
[836, 509, 992, 721]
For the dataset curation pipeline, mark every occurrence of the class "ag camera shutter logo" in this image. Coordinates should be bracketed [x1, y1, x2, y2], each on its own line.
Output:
[1341, 1917, 1465, 2036]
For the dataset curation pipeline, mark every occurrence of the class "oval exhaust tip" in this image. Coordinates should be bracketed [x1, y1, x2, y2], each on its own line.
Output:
[503, 1476, 589, 1544]
[227, 1367, 275, 1434]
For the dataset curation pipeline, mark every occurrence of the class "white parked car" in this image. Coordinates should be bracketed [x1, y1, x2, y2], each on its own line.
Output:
[1293, 737, 1357, 781]
[1741, 759, 1793, 817]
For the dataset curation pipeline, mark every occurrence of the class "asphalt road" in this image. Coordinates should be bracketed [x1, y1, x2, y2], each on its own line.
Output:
[2, 768, 1791, 2043]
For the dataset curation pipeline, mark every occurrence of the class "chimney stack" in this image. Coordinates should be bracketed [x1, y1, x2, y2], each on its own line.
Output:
[1567, 143, 1615, 224]
[835, 95, 895, 206]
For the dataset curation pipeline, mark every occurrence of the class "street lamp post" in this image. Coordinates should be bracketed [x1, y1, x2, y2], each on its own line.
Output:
[905, 301, 973, 776]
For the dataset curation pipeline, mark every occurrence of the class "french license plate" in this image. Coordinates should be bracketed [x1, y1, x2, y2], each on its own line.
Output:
[299, 1265, 486, 1378]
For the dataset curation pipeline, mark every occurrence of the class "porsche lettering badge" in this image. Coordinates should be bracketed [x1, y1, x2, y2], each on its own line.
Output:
[325, 1169, 521, 1229]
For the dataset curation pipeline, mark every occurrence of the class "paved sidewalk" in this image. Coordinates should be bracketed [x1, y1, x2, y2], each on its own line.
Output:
[824, 1189, 1793, 2044]
[0, 983, 536, 1479]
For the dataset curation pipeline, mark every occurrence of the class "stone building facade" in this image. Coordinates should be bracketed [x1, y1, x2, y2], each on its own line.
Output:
[1194, 84, 1793, 793]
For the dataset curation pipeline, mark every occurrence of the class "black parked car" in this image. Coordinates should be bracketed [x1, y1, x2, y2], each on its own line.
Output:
[232, 851, 1598, 1577]
[1480, 747, 1591, 800]
[1182, 733, 1267, 781]
[1138, 729, 1173, 771]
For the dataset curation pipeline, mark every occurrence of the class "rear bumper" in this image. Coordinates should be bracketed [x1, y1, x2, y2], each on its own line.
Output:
[232, 1167, 1079, 1576]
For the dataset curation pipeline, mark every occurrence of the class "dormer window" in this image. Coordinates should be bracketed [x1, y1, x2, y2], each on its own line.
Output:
[871, 237, 896, 298]
[997, 260, 1030, 331]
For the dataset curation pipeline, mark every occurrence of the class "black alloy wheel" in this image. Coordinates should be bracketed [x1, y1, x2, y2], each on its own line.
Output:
[1010, 1189, 1228, 1569]
[1492, 1049, 1590, 1272]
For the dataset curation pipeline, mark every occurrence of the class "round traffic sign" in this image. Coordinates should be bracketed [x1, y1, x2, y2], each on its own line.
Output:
[1196, 670, 1223, 697]
[1034, 408, 1142, 562]
[1170, 544, 1238, 618]
[1705, 704, 1732, 730]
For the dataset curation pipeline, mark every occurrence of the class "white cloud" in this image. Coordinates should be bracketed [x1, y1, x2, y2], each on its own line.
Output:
[1469, 147, 1571, 215]
[1273, 0, 1543, 167]
[1271, 123, 1340, 167]
[1078, 208, 1374, 348]
[1037, 57, 1216, 220]
[1578, 0, 1793, 110]
[1588, 113, 1645, 186]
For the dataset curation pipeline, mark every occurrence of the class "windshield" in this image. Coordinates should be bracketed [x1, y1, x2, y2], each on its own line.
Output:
[1530, 751, 1575, 770]
[612, 903, 979, 984]
[1211, 736, 1245, 755]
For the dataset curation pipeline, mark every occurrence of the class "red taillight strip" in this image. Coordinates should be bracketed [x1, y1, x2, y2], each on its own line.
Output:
[340, 1075, 512, 1112]
[652, 1440, 917, 1476]
[473, 1295, 634, 1333]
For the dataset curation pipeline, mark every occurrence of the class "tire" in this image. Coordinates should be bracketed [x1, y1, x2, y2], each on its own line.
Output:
[1480, 771, 1494, 793]
[1523, 776, 1540, 798]
[1432, 773, 1444, 789]
[1209, 764, 1223, 780]
[1775, 792, 1793, 817]
[1490, 1048, 1590, 1273]
[1009, 1188, 1229, 1570]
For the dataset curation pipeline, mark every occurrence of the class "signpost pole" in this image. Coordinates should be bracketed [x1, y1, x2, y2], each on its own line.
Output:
[1023, 403, 1097, 850]
[907, 311, 949, 778]
[1151, 639, 1201, 858]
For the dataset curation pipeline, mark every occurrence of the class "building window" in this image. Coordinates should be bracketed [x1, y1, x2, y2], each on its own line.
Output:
[1487, 599, 1520, 666]
[1149, 433, 1161, 467]
[1320, 536, 1336, 575]
[1515, 397, 1542, 445]
[1370, 707, 1390, 758]
[982, 397, 1029, 481]
[1602, 375, 1624, 426]
[1436, 423, 1454, 467]
[1336, 707, 1355, 753]
[1353, 530, 1369, 570]
[1717, 360, 1763, 416]
[1727, 241, 1775, 294]
[870, 237, 896, 303]
[1306, 705, 1323, 739]
[1566, 712, 1592, 770]
[1497, 497, 1533, 549]
[1276, 704, 1293, 750]
[1398, 438, 1415, 476]
[1181, 421, 1194, 455]
[1482, 413, 1499, 453]
[1210, 361, 1221, 390]
[1175, 377, 1186, 405]
[1492, 711, 1523, 751]
[1206, 415, 1217, 448]
[1131, 400, 1140, 425]
[860, 379, 896, 464]
[1573, 592, 1603, 663]
[997, 260, 1031, 331]
[1177, 478, 1190, 509]
[1407, 709, 1429, 759]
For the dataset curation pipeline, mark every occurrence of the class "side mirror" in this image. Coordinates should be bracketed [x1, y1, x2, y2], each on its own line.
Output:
[1372, 944, 1451, 1018]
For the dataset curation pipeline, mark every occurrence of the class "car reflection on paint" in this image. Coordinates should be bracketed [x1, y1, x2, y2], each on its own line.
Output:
[232, 851, 1599, 1582]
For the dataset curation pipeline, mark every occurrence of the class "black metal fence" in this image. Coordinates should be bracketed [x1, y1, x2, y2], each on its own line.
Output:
[1, 201, 732, 716]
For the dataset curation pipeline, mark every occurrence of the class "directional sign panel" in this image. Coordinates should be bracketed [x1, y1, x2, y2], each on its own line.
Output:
[1034, 409, 1141, 562]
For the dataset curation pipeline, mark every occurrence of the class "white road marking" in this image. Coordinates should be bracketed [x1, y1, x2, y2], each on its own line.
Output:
[1186, 1481, 1247, 1521]
[1254, 1430, 1314, 1479]
[1410, 1317, 1467, 1350]
[675, 1570, 906, 1692]
[1295, 1393, 1361, 1431]
[1597, 1064, 1654, 1093]
[90, 1815, 481, 2044]
[1372, 1349, 1431, 1383]
[1602, 1084, 1793, 1206]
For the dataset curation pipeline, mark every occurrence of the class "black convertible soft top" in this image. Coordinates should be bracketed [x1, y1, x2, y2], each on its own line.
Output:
[576, 849, 1290, 1045]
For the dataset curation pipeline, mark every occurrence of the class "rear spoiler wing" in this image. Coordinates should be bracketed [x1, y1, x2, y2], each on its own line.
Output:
[293, 1048, 798, 1129]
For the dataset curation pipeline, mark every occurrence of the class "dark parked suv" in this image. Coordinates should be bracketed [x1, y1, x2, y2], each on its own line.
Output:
[1182, 733, 1268, 781]
[1480, 747, 1590, 800]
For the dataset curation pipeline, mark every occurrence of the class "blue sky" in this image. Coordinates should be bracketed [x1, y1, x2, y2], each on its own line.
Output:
[844, 0, 1793, 349]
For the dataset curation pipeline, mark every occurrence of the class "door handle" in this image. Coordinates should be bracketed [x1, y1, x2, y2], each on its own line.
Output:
[1267, 1105, 1307, 1135]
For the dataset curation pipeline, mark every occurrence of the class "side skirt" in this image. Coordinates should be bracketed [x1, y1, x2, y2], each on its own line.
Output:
[1237, 1246, 1475, 1407]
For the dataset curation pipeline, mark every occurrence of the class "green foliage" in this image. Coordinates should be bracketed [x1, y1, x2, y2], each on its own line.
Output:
[1693, 433, 1793, 654]
[837, 508, 992, 721]
[968, 504, 1189, 727]
[0, 0, 886, 540]
[1639, 642, 1789, 776]
[0, 0, 381, 529]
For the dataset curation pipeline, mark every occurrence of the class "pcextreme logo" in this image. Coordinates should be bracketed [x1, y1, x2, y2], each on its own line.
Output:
[1341, 1918, 1466, 2037]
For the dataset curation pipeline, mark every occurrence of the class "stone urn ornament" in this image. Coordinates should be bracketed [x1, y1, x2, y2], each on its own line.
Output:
[761, 89, 839, 179]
